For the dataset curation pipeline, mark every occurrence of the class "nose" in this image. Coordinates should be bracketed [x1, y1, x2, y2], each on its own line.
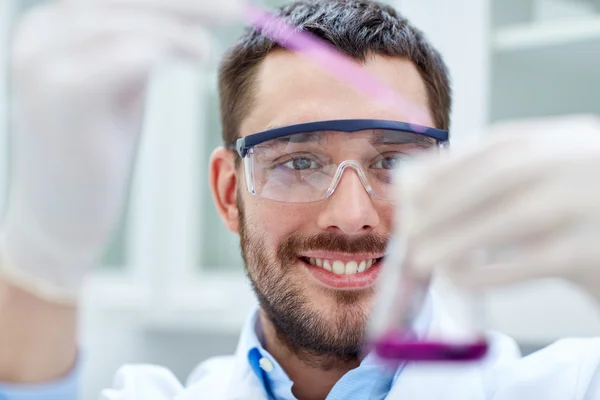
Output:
[317, 168, 380, 235]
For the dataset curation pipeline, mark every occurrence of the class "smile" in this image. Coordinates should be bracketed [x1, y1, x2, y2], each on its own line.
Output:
[301, 257, 381, 275]
[298, 253, 385, 289]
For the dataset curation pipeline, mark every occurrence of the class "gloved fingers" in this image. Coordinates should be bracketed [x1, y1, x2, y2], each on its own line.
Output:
[396, 133, 532, 208]
[448, 224, 600, 290]
[414, 250, 488, 283]
[34, 31, 211, 96]
[408, 180, 579, 272]
[446, 261, 552, 291]
[397, 115, 600, 219]
[62, 0, 245, 26]
[432, 219, 600, 290]
[407, 153, 600, 249]
[14, 5, 212, 74]
[399, 146, 564, 240]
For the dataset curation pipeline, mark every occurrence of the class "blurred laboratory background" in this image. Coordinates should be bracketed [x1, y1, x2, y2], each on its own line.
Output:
[1, 0, 600, 398]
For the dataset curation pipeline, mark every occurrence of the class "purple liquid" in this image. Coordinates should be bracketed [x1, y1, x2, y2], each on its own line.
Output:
[372, 331, 488, 362]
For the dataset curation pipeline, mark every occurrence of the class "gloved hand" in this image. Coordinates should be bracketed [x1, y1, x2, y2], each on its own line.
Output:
[397, 115, 600, 300]
[1, 0, 242, 303]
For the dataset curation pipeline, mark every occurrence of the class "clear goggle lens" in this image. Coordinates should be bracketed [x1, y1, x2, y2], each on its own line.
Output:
[242, 129, 439, 203]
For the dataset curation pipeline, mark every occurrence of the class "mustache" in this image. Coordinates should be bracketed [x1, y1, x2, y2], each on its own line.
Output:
[277, 232, 389, 263]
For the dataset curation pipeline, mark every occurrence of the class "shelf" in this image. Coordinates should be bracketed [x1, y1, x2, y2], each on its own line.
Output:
[494, 16, 600, 51]
[490, 16, 600, 122]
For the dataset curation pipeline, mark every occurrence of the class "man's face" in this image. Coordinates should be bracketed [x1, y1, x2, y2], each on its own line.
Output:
[234, 50, 432, 362]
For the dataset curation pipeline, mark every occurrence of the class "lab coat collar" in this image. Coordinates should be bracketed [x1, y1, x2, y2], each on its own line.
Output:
[176, 309, 269, 400]
[223, 309, 272, 400]
[180, 288, 495, 400]
[221, 290, 486, 400]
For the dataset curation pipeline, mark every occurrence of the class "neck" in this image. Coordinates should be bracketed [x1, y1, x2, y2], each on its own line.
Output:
[259, 311, 360, 400]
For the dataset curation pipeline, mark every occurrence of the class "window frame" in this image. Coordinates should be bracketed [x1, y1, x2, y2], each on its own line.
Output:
[112, 65, 254, 331]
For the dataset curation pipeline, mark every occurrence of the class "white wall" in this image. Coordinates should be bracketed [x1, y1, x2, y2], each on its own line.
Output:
[397, 0, 491, 147]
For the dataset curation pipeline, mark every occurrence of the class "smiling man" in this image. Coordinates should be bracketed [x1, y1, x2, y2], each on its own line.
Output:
[208, 22, 448, 394]
[3, 0, 600, 399]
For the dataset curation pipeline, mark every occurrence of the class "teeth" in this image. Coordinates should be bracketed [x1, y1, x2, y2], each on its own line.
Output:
[345, 261, 358, 274]
[306, 257, 378, 275]
[358, 260, 366, 273]
[332, 260, 345, 274]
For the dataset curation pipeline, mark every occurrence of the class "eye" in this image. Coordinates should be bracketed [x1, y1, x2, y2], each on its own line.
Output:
[282, 157, 319, 171]
[371, 153, 409, 170]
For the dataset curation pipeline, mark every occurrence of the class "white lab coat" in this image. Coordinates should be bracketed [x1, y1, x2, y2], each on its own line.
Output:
[100, 295, 600, 400]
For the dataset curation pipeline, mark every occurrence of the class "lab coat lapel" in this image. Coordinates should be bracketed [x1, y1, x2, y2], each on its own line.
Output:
[224, 339, 269, 400]
[223, 309, 270, 400]
[175, 326, 268, 400]
[175, 347, 267, 400]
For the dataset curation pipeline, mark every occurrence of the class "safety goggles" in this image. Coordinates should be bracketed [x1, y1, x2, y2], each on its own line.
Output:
[233, 119, 449, 203]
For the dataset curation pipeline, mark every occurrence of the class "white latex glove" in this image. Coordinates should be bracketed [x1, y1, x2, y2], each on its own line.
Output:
[1, 0, 242, 303]
[398, 115, 600, 300]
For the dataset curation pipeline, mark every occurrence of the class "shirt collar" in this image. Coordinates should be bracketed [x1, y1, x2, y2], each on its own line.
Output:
[240, 292, 433, 400]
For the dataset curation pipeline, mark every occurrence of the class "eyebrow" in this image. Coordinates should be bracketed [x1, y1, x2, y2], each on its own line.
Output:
[370, 130, 436, 146]
[272, 132, 324, 145]
[258, 134, 322, 153]
[260, 128, 436, 148]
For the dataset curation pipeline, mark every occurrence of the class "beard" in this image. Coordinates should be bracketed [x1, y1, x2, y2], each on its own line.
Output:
[237, 197, 388, 369]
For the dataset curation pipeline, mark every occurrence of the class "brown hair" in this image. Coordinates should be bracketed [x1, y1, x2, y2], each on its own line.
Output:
[218, 0, 452, 149]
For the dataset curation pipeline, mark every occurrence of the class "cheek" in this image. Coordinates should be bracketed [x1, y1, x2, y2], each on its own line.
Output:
[257, 206, 308, 231]
[380, 203, 395, 229]
[243, 191, 396, 245]
[250, 201, 315, 244]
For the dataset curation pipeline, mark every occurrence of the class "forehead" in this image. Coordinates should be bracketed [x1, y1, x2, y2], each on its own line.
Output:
[240, 50, 433, 138]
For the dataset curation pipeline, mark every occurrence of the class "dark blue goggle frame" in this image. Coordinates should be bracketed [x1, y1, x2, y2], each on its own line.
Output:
[233, 119, 449, 158]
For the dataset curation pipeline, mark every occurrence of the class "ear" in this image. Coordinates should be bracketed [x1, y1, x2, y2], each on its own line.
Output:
[209, 147, 240, 233]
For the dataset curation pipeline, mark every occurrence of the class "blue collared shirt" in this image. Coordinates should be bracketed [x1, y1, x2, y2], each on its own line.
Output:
[0, 361, 80, 400]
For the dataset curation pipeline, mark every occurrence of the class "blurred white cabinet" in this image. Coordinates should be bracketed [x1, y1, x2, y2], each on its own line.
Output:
[492, 0, 600, 121]
[398, 0, 600, 133]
